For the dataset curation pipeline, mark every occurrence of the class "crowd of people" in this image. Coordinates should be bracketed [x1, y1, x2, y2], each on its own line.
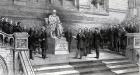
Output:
[73, 24, 137, 59]
[0, 17, 48, 60]
[0, 17, 138, 60]
[0, 18, 23, 34]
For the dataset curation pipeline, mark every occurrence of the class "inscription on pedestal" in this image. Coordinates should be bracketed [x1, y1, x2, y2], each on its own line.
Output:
[48, 37, 69, 55]
[55, 42, 68, 50]
[55, 38, 69, 54]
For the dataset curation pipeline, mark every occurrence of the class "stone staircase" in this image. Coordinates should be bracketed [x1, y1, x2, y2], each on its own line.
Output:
[32, 57, 139, 75]
[102, 58, 139, 75]
[0, 43, 14, 75]
[33, 59, 115, 75]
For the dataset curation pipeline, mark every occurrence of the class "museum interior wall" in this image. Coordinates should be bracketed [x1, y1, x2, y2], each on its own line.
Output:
[0, 0, 128, 32]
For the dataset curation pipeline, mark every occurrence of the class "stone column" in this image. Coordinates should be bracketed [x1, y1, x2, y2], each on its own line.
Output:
[13, 51, 20, 75]
[73, 0, 77, 7]
[136, 0, 140, 32]
[135, 1, 140, 74]
[50, 0, 54, 4]
[97, 0, 100, 10]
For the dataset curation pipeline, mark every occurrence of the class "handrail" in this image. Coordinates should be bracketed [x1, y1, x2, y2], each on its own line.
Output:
[0, 31, 13, 37]
[24, 51, 35, 75]
[19, 51, 35, 75]
[0, 31, 35, 75]
[19, 51, 28, 75]
[0, 55, 8, 75]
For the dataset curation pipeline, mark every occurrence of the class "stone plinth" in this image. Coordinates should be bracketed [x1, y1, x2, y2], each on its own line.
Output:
[48, 37, 69, 55]
[126, 33, 140, 65]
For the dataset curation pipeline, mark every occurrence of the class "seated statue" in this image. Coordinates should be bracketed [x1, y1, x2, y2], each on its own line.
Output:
[45, 10, 63, 39]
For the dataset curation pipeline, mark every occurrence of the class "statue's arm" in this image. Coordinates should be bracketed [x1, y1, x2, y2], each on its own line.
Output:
[57, 16, 61, 23]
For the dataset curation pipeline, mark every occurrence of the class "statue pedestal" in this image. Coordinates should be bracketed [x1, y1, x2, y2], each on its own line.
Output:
[48, 37, 69, 55]
[126, 33, 140, 65]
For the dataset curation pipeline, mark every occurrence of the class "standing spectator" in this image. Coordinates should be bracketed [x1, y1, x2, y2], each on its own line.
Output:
[65, 29, 73, 52]
[76, 29, 85, 59]
[84, 28, 90, 56]
[120, 27, 127, 55]
[15, 22, 22, 32]
[28, 28, 35, 60]
[89, 29, 93, 54]
[9, 20, 14, 34]
[94, 28, 102, 59]
[41, 27, 48, 59]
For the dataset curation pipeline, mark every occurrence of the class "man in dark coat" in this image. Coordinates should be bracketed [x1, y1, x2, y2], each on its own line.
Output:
[84, 28, 88, 56]
[88, 29, 93, 54]
[76, 29, 85, 59]
[1, 18, 8, 32]
[108, 26, 115, 51]
[94, 28, 102, 59]
[14, 22, 22, 32]
[28, 28, 35, 60]
[120, 27, 127, 55]
[9, 20, 14, 34]
[84, 28, 91, 55]
[3, 19, 10, 34]
[40, 27, 48, 59]
[113, 25, 121, 52]
[65, 29, 73, 52]
[0, 18, 3, 31]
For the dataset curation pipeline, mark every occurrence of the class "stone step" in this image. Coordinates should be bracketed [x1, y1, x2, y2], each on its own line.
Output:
[35, 66, 112, 75]
[119, 72, 139, 75]
[35, 64, 107, 73]
[102, 59, 131, 65]
[55, 50, 69, 55]
[33, 62, 105, 72]
[107, 64, 138, 70]
[102, 58, 139, 75]
[101, 58, 128, 61]
[33, 59, 116, 75]
[112, 67, 139, 75]
[33, 60, 102, 67]
[80, 71, 116, 75]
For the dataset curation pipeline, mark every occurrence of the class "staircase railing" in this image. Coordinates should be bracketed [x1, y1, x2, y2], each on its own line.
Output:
[0, 31, 35, 75]
[0, 55, 8, 75]
[19, 51, 35, 75]
[0, 31, 14, 47]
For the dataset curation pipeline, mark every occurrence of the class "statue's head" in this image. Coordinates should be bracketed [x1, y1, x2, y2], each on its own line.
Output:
[52, 9, 57, 15]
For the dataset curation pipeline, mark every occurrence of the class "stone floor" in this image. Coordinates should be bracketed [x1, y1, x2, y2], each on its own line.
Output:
[30, 49, 140, 75]
[30, 49, 125, 66]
